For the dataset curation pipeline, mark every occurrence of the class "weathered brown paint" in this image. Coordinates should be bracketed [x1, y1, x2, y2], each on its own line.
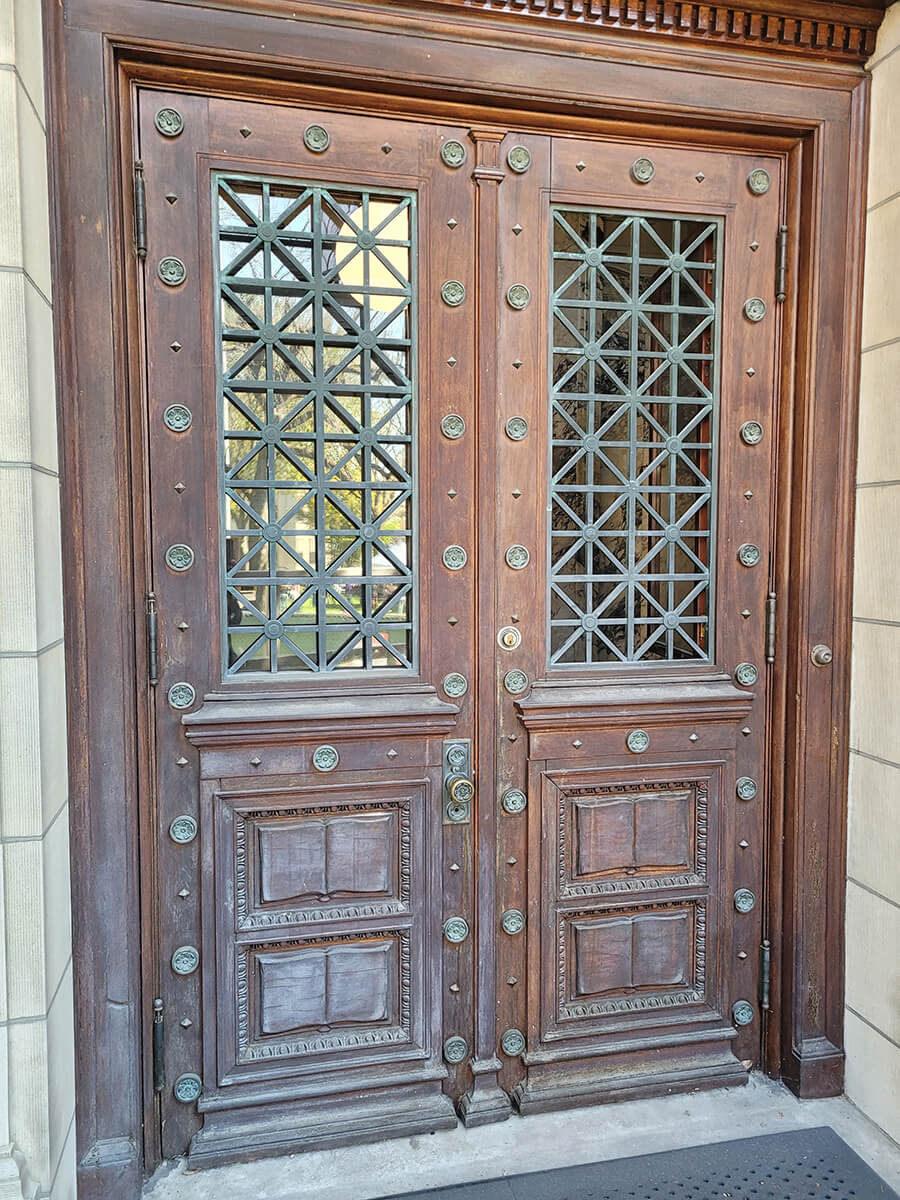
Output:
[42, 1, 878, 1196]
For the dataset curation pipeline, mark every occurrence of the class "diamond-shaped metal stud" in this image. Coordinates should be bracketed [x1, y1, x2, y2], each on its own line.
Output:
[507, 977, 518, 986]
[695, 172, 705, 182]
[181, 1018, 192, 1028]
[739, 840, 749, 848]
[449, 983, 460, 992]
[381, 143, 392, 154]
[738, 951, 748, 959]
[742, 609, 751, 619]
[176, 756, 188, 766]
[447, 217, 458, 229]
[507, 857, 517, 865]
[512, 359, 523, 369]
[512, 224, 522, 235]
[742, 727, 752, 736]
[744, 490, 754, 499]
[747, 367, 756, 376]
[239, 126, 251, 138]
[387, 748, 398, 758]
[446, 356, 457, 367]
[448, 616, 458, 626]
[750, 240, 759, 251]
[171, 341, 182, 352]
[572, 739, 583, 748]
[447, 488, 457, 498]
[450, 862, 460, 871]
[177, 621, 189, 631]
[165, 193, 177, 205]
[576, 161, 586, 172]
[174, 482, 186, 493]
[511, 489, 521, 498]
[689, 733, 699, 742]
[178, 888, 190, 898]
[249, 755, 261, 766]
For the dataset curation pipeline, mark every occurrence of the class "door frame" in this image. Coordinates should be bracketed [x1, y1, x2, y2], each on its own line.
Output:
[42, 1, 876, 1196]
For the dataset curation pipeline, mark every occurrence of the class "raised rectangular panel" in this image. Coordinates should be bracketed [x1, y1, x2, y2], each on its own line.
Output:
[258, 813, 394, 905]
[257, 941, 392, 1035]
[560, 902, 704, 1020]
[237, 933, 407, 1062]
[560, 779, 707, 896]
[573, 911, 689, 997]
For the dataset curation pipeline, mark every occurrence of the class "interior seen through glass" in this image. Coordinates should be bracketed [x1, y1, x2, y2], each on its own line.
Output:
[215, 176, 416, 675]
[548, 208, 721, 665]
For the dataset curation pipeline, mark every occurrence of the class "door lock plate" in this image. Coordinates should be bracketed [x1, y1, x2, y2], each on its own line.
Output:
[443, 739, 473, 825]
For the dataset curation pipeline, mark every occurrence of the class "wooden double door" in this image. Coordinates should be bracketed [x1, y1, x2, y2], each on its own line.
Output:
[138, 88, 782, 1164]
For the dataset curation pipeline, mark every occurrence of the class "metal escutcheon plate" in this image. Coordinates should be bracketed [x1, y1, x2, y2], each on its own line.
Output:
[442, 544, 468, 571]
[441, 413, 465, 440]
[736, 776, 758, 801]
[169, 815, 198, 844]
[501, 909, 525, 935]
[502, 788, 527, 815]
[627, 728, 650, 754]
[441, 140, 467, 168]
[312, 744, 339, 772]
[503, 669, 529, 695]
[734, 887, 756, 913]
[443, 1035, 468, 1064]
[173, 1073, 202, 1103]
[500, 1028, 526, 1056]
[168, 681, 196, 710]
[171, 945, 199, 975]
[442, 672, 469, 698]
[732, 1000, 755, 1027]
[735, 662, 758, 687]
[443, 916, 470, 944]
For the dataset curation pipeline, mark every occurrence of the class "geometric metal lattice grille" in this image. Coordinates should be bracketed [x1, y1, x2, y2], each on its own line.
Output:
[548, 208, 721, 666]
[215, 176, 416, 674]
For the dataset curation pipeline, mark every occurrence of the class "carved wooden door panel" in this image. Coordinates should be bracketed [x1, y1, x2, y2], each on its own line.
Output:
[138, 86, 781, 1164]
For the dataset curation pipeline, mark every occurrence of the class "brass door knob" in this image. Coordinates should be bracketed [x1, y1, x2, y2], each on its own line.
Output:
[810, 643, 833, 667]
[448, 776, 475, 804]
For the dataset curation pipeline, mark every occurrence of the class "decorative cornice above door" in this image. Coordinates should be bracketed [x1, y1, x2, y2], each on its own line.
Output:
[404, 0, 884, 62]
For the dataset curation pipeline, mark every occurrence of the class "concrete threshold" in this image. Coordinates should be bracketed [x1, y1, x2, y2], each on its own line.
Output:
[144, 1075, 900, 1200]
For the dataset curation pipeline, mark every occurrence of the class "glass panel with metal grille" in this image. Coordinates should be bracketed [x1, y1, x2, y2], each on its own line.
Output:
[548, 208, 722, 666]
[214, 176, 417, 675]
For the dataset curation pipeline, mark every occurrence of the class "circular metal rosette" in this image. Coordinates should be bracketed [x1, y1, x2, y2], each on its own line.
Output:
[167, 681, 196, 710]
[737, 543, 761, 568]
[165, 543, 195, 572]
[446, 744, 467, 771]
[154, 106, 184, 137]
[443, 916, 470, 944]
[442, 672, 469, 699]
[501, 788, 527, 815]
[443, 1035, 468, 1064]
[736, 776, 759, 801]
[163, 404, 192, 432]
[168, 815, 198, 845]
[506, 145, 532, 174]
[747, 168, 771, 195]
[505, 544, 530, 570]
[734, 662, 759, 687]
[503, 669, 529, 696]
[505, 416, 528, 441]
[506, 283, 531, 311]
[442, 544, 468, 571]
[303, 124, 331, 153]
[312, 744, 339, 772]
[740, 420, 764, 446]
[157, 256, 187, 287]
[626, 728, 650, 754]
[733, 887, 757, 914]
[732, 999, 755, 1027]
[500, 1027, 526, 1057]
[440, 413, 466, 440]
[630, 157, 655, 184]
[171, 945, 200, 976]
[743, 297, 767, 323]
[501, 909, 525, 935]
[440, 139, 467, 168]
[441, 279, 466, 307]
[173, 1073, 202, 1103]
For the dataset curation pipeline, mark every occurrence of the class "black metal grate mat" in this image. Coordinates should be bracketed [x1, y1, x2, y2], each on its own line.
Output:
[388, 1127, 899, 1200]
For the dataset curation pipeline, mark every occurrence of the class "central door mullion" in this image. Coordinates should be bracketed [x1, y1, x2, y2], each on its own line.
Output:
[461, 126, 512, 1126]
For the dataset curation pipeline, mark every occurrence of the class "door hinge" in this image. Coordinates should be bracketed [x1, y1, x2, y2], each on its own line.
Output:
[133, 160, 147, 260]
[146, 592, 159, 687]
[766, 591, 776, 664]
[776, 224, 787, 303]
[760, 939, 771, 1011]
[152, 997, 165, 1092]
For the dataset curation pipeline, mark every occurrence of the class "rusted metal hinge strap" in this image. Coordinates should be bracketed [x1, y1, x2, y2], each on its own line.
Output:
[776, 224, 787, 302]
[766, 591, 776, 664]
[134, 160, 147, 260]
[152, 997, 165, 1092]
[146, 592, 159, 687]
[760, 939, 771, 1011]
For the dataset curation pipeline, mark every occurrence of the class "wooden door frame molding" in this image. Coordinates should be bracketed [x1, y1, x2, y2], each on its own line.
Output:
[42, 1, 877, 1196]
